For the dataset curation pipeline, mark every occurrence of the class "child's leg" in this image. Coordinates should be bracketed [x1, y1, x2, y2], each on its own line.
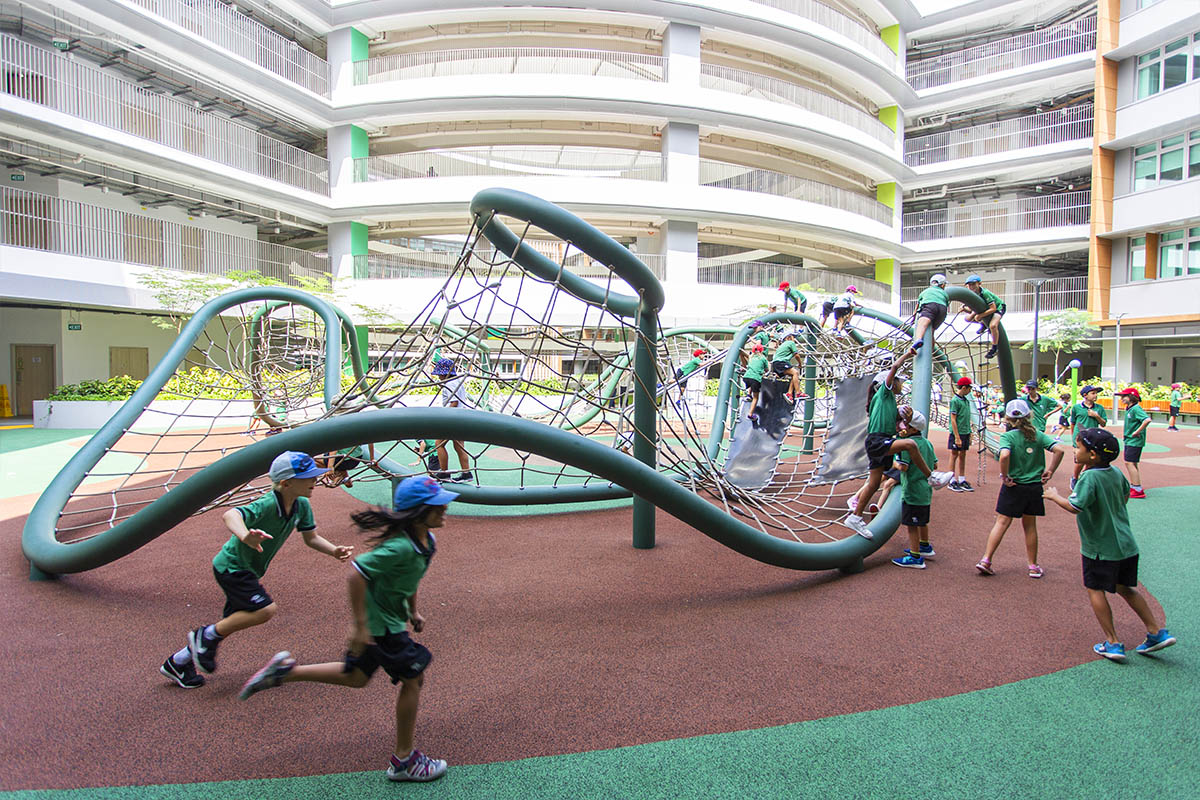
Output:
[988, 315, 1001, 346]
[748, 388, 760, 416]
[394, 675, 425, 758]
[215, 603, 277, 637]
[1020, 515, 1038, 566]
[1087, 588, 1120, 644]
[876, 479, 895, 509]
[909, 317, 930, 351]
[285, 662, 370, 688]
[787, 367, 800, 397]
[890, 438, 931, 475]
[1072, 461, 1083, 482]
[918, 524, 930, 550]
[1113, 584, 1163, 635]
[981, 514, 1014, 562]
[452, 440, 470, 471]
[1125, 460, 1141, 487]
[906, 524, 920, 554]
[852, 468, 885, 516]
[436, 439, 450, 471]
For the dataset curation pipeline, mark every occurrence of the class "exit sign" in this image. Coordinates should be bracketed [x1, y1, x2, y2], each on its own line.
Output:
[52, 38, 70, 51]
[9, 173, 24, 181]
[67, 323, 82, 331]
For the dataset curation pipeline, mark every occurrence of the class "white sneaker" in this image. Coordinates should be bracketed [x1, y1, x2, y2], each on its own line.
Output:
[928, 471, 955, 489]
[844, 514, 873, 539]
[846, 495, 859, 512]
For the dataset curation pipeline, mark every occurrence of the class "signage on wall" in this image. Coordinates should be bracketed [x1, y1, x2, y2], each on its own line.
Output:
[67, 323, 82, 331]
[9, 173, 24, 181]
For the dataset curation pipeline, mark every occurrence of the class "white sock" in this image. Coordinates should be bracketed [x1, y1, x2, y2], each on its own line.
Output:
[1133, 485, 1142, 491]
[203, 624, 222, 642]
[171, 647, 191, 666]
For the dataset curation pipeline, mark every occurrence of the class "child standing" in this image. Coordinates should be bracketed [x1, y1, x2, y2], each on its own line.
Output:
[779, 281, 807, 314]
[907, 273, 948, 355]
[1022, 380, 1061, 434]
[159, 451, 354, 689]
[1044, 429, 1176, 662]
[240, 476, 457, 781]
[892, 408, 938, 569]
[1069, 385, 1108, 489]
[974, 400, 1067, 578]
[433, 358, 473, 482]
[948, 376, 975, 492]
[743, 343, 768, 424]
[1115, 388, 1152, 498]
[1168, 383, 1183, 431]
[831, 285, 859, 336]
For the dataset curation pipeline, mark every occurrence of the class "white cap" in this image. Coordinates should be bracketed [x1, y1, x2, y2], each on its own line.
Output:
[1005, 398, 1031, 418]
[930, 273, 947, 287]
[908, 409, 928, 433]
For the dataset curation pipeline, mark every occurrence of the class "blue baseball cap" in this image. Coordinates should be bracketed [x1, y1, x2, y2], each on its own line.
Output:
[393, 476, 459, 510]
[268, 451, 328, 482]
[966, 274, 982, 284]
[432, 358, 456, 376]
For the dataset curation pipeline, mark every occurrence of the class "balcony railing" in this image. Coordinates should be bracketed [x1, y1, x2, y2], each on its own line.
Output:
[902, 190, 1091, 242]
[900, 275, 1088, 316]
[356, 47, 667, 85]
[699, 160, 893, 225]
[747, 0, 895, 65]
[0, 36, 330, 195]
[1, 186, 328, 284]
[128, 0, 328, 95]
[905, 104, 1094, 167]
[354, 250, 667, 280]
[698, 259, 892, 302]
[699, 64, 893, 144]
[356, 147, 665, 182]
[906, 16, 1096, 91]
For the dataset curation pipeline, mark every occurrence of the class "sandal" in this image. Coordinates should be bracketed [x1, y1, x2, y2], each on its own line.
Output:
[1028, 564, 1044, 579]
[975, 558, 994, 576]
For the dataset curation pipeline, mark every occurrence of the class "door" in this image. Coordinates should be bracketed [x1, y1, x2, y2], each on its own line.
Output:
[12, 344, 54, 417]
[109, 347, 150, 380]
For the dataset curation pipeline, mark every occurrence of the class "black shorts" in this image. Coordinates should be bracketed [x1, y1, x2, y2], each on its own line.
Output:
[1123, 445, 1142, 463]
[917, 302, 947, 329]
[344, 631, 432, 684]
[995, 481, 1045, 518]
[948, 432, 972, 451]
[797, 299, 808, 314]
[323, 454, 363, 472]
[1082, 553, 1139, 593]
[743, 377, 762, 393]
[1057, 415, 1069, 427]
[213, 568, 273, 618]
[822, 301, 835, 316]
[1169, 406, 1180, 416]
[833, 307, 852, 319]
[901, 502, 930, 527]
[772, 360, 793, 376]
[883, 467, 902, 484]
[865, 432, 895, 471]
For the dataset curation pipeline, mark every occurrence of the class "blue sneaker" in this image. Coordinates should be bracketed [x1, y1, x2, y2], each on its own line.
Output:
[891, 551, 925, 569]
[1136, 629, 1177, 655]
[1093, 641, 1127, 662]
[918, 542, 935, 559]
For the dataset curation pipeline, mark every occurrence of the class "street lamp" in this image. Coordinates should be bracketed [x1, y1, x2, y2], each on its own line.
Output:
[1113, 312, 1128, 424]
[1025, 278, 1050, 382]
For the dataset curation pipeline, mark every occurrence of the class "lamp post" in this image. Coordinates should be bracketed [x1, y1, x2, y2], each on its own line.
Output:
[1025, 278, 1049, 383]
[1113, 312, 1128, 424]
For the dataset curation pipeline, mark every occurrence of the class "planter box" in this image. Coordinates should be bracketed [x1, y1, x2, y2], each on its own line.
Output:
[34, 399, 262, 431]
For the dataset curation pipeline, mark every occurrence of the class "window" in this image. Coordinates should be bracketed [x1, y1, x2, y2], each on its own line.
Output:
[1190, 130, 1200, 179]
[1154, 228, 1200, 279]
[1136, 33, 1200, 99]
[1131, 128, 1200, 191]
[1129, 236, 1146, 282]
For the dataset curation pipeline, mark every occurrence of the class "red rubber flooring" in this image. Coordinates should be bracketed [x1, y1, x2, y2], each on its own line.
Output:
[1, 427, 1191, 791]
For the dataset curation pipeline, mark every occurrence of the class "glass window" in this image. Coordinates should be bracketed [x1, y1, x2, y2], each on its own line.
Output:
[1136, 33, 1200, 99]
[1137, 51, 1160, 99]
[1193, 33, 1200, 81]
[1161, 148, 1185, 182]
[1164, 38, 1189, 90]
[1134, 154, 1157, 189]
[1190, 236, 1200, 276]
[1160, 230, 1186, 278]
[1129, 236, 1146, 282]
[1131, 127, 1200, 190]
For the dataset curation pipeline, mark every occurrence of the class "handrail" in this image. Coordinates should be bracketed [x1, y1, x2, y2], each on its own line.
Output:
[357, 47, 667, 85]
[127, 0, 329, 95]
[746, 0, 895, 64]
[0, 185, 329, 285]
[0, 35, 329, 195]
[906, 16, 1096, 90]
[902, 190, 1091, 242]
[901, 275, 1088, 315]
[697, 260, 890, 302]
[905, 104, 1094, 166]
[357, 146, 665, 182]
[699, 64, 893, 144]
[699, 159, 893, 225]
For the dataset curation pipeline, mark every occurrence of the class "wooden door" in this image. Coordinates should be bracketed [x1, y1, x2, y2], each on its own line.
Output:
[109, 346, 150, 380]
[12, 344, 54, 417]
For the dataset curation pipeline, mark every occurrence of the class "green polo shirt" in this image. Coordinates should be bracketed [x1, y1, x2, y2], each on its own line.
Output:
[785, 287, 806, 305]
[744, 353, 768, 382]
[1070, 401, 1107, 431]
[1026, 394, 1059, 432]
[998, 429, 1057, 484]
[1069, 466, 1138, 561]
[679, 357, 703, 377]
[1170, 389, 1182, 407]
[353, 533, 436, 636]
[917, 286, 948, 307]
[867, 380, 898, 435]
[949, 393, 972, 436]
[1123, 404, 1150, 448]
[751, 331, 771, 348]
[772, 340, 799, 364]
[897, 434, 937, 506]
[212, 491, 316, 578]
[979, 287, 1004, 310]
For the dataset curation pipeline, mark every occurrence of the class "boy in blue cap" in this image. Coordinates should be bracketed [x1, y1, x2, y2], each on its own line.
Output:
[240, 476, 459, 782]
[159, 451, 354, 689]
[962, 275, 1005, 359]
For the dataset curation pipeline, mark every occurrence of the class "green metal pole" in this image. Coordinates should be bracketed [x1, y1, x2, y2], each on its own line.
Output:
[1071, 366, 1079, 407]
[802, 331, 817, 454]
[632, 300, 659, 549]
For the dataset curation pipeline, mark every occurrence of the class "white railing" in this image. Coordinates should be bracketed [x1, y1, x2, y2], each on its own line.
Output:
[0, 36, 329, 195]
[906, 16, 1096, 91]
[698, 259, 892, 302]
[357, 147, 665, 182]
[128, 0, 328, 95]
[699, 64, 893, 144]
[901, 190, 1091, 242]
[357, 47, 667, 84]
[905, 104, 1094, 166]
[747, 0, 895, 64]
[699, 159, 893, 225]
[355, 250, 667, 280]
[900, 275, 1088, 315]
[1, 186, 328, 284]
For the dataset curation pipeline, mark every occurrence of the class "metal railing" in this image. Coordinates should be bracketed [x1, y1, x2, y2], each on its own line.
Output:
[1, 186, 328, 284]
[699, 64, 893, 144]
[357, 47, 667, 84]
[906, 16, 1096, 91]
[128, 0, 328, 95]
[747, 0, 895, 64]
[902, 190, 1091, 242]
[356, 147, 665, 182]
[905, 104, 1094, 166]
[698, 259, 892, 302]
[0, 36, 329, 195]
[900, 275, 1088, 316]
[699, 159, 893, 225]
[355, 249, 667, 280]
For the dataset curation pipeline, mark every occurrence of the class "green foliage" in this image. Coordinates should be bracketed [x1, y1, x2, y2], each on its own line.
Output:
[48, 375, 143, 401]
[1022, 308, 1095, 377]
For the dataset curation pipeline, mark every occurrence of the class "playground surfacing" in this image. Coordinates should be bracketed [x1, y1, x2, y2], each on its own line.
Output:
[1, 427, 1197, 797]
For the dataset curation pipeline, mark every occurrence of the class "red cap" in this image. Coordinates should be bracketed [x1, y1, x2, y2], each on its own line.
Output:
[752, 344, 764, 353]
[693, 348, 706, 357]
[779, 281, 790, 290]
[1116, 387, 1141, 401]
[956, 377, 972, 387]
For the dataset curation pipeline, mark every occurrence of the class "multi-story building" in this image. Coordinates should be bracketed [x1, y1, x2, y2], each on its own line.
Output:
[2, 0, 1187, 419]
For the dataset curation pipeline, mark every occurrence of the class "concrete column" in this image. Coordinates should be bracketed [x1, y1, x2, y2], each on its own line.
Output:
[663, 22, 700, 86]
[660, 219, 698, 284]
[329, 221, 367, 280]
[327, 124, 368, 190]
[662, 121, 699, 188]
[328, 27, 369, 93]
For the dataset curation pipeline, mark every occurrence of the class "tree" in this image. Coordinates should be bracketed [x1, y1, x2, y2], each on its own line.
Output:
[1022, 308, 1094, 379]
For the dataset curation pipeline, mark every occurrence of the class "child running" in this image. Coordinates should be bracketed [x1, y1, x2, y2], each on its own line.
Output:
[240, 476, 458, 782]
[891, 408, 937, 569]
[948, 376, 975, 492]
[975, 400, 1067, 578]
[743, 343, 768, 424]
[1050, 393, 1072, 437]
[1115, 387, 1152, 498]
[779, 281, 807, 314]
[1069, 385, 1108, 489]
[907, 273, 948, 354]
[1044, 429, 1176, 663]
[159, 451, 354, 689]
